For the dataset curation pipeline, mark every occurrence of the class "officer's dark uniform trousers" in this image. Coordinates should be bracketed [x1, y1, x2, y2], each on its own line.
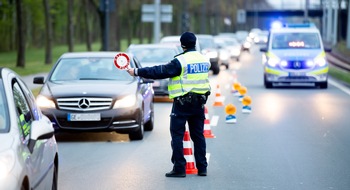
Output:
[170, 96, 208, 173]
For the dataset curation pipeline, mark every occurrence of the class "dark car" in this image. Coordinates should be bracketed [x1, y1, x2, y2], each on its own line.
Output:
[127, 44, 180, 96]
[33, 52, 154, 140]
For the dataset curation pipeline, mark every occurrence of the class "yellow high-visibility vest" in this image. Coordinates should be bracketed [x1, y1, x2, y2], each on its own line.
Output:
[168, 51, 211, 99]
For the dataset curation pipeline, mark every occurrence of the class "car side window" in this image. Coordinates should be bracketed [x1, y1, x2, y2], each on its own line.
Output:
[12, 81, 34, 143]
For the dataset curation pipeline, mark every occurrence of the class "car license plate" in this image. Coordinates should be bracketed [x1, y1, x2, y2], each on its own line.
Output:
[153, 80, 160, 87]
[289, 72, 305, 76]
[67, 113, 101, 121]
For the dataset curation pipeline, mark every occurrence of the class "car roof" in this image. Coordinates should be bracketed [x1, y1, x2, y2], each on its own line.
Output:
[59, 51, 128, 59]
[128, 44, 179, 49]
[196, 34, 214, 38]
[270, 27, 320, 33]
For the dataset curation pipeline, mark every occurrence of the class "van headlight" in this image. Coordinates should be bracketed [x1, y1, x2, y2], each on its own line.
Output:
[113, 95, 136, 108]
[267, 58, 280, 67]
[314, 57, 326, 67]
[36, 95, 56, 108]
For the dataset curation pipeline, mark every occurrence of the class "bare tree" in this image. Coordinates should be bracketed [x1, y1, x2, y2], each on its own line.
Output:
[84, 0, 92, 51]
[43, 0, 53, 64]
[67, 0, 74, 52]
[15, 0, 25, 68]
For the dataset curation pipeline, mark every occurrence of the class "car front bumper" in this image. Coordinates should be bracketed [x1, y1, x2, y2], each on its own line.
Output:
[41, 107, 141, 133]
[264, 66, 328, 83]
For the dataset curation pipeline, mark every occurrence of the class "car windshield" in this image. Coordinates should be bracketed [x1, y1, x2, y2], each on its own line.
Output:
[271, 32, 321, 49]
[129, 47, 177, 65]
[0, 80, 9, 133]
[50, 57, 134, 81]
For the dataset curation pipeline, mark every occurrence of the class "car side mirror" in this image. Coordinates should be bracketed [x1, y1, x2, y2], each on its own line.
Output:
[31, 116, 54, 141]
[33, 76, 45, 84]
[28, 116, 54, 153]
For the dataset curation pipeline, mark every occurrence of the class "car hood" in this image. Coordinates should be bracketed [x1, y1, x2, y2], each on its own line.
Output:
[270, 49, 323, 60]
[140, 62, 165, 67]
[0, 134, 13, 152]
[44, 80, 137, 98]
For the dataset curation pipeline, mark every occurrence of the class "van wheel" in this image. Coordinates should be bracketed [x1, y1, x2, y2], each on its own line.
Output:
[318, 81, 328, 89]
[264, 75, 273, 88]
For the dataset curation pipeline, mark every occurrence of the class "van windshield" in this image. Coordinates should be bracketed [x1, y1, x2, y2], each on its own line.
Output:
[271, 32, 320, 49]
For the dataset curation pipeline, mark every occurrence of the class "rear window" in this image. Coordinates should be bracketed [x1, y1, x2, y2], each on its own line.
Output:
[129, 47, 178, 64]
[271, 32, 321, 49]
[198, 37, 215, 49]
[50, 58, 134, 81]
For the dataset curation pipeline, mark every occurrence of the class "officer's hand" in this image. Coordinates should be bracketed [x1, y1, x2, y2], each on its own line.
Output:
[126, 68, 135, 76]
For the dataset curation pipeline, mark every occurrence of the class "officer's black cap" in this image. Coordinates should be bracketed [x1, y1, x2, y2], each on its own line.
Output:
[180, 32, 196, 49]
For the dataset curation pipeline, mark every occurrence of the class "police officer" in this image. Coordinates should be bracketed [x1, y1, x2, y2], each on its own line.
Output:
[127, 32, 211, 177]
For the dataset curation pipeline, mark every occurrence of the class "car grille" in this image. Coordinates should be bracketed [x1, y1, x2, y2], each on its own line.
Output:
[56, 97, 113, 111]
[279, 76, 316, 81]
[282, 60, 309, 70]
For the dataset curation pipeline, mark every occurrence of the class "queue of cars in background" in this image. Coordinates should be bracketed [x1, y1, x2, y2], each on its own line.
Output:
[196, 34, 222, 74]
[127, 44, 180, 96]
[214, 35, 242, 63]
[0, 68, 58, 190]
[33, 52, 155, 140]
[260, 23, 330, 89]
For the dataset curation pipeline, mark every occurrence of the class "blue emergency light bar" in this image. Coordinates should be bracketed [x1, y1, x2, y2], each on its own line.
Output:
[283, 23, 316, 28]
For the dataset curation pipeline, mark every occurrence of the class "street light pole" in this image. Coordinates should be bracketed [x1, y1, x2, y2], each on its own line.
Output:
[154, 0, 161, 43]
[104, 0, 109, 51]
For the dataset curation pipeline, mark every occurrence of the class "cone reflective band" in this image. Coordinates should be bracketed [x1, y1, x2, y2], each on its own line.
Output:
[114, 53, 130, 69]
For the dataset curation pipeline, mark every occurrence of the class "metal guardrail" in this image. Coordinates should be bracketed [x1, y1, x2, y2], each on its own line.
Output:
[326, 52, 350, 72]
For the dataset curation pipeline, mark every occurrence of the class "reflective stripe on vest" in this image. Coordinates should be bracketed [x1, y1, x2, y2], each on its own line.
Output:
[19, 114, 30, 137]
[168, 51, 211, 99]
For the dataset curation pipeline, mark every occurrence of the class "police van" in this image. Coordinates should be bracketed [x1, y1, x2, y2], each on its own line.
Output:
[260, 23, 331, 88]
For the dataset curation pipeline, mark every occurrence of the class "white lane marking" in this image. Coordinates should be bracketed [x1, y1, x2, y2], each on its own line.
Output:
[329, 78, 350, 96]
[206, 153, 210, 164]
[210, 115, 219, 127]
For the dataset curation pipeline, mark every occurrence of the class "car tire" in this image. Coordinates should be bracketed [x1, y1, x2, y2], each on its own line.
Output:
[211, 63, 220, 75]
[225, 63, 229, 70]
[129, 110, 144, 140]
[144, 102, 154, 131]
[264, 75, 273, 89]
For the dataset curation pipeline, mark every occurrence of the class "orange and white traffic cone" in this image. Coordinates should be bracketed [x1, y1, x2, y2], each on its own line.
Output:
[183, 129, 198, 174]
[203, 106, 215, 138]
[213, 84, 224, 106]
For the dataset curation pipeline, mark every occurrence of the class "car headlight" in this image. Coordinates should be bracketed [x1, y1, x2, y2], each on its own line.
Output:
[36, 95, 56, 108]
[314, 57, 326, 67]
[267, 57, 280, 67]
[113, 94, 136, 108]
[0, 150, 15, 180]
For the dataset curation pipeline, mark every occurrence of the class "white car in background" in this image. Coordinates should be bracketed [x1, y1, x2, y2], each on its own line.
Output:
[0, 67, 58, 190]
